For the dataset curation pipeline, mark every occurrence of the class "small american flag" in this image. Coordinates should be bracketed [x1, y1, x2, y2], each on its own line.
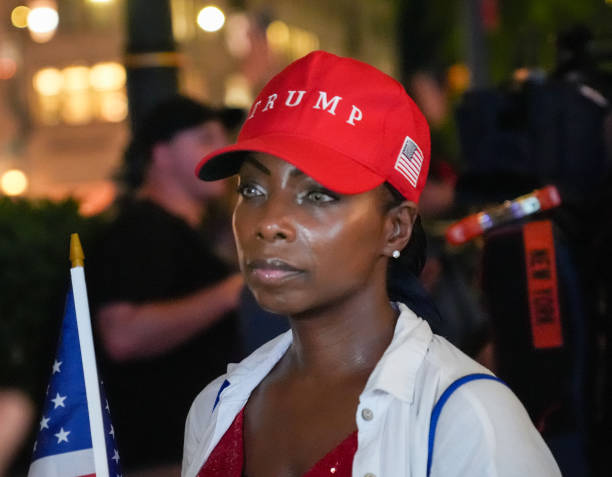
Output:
[28, 238, 122, 477]
[394, 136, 424, 188]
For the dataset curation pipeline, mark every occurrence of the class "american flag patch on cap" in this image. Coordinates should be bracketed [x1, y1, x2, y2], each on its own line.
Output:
[394, 136, 424, 188]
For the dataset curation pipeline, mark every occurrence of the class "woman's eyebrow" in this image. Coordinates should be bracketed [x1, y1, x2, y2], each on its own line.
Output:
[243, 156, 270, 174]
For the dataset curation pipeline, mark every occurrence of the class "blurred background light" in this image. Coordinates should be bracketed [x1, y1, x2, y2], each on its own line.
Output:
[89, 62, 126, 91]
[197, 6, 225, 32]
[0, 58, 18, 80]
[225, 13, 251, 58]
[1, 169, 29, 196]
[62, 66, 90, 92]
[27, 6, 59, 34]
[512, 67, 530, 83]
[33, 68, 63, 96]
[224, 73, 253, 108]
[447, 63, 471, 93]
[97, 91, 128, 122]
[11, 6, 30, 28]
[87, 0, 113, 4]
[266, 21, 319, 60]
[266, 20, 290, 48]
[61, 92, 93, 124]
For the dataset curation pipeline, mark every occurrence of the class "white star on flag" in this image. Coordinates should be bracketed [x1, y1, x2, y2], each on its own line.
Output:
[111, 449, 120, 464]
[51, 393, 67, 409]
[39, 416, 50, 430]
[109, 425, 115, 438]
[52, 360, 63, 374]
[54, 428, 70, 444]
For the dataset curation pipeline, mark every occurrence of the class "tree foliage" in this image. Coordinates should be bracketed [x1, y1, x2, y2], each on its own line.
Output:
[0, 197, 102, 398]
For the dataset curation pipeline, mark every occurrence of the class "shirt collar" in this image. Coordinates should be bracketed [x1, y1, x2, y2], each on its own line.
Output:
[221, 302, 432, 405]
[221, 329, 293, 402]
[362, 302, 433, 403]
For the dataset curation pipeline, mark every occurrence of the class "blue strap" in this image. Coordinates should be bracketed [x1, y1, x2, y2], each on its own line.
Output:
[212, 379, 230, 412]
[426, 373, 504, 476]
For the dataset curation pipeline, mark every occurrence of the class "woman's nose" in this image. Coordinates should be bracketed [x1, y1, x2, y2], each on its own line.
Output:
[255, 202, 297, 242]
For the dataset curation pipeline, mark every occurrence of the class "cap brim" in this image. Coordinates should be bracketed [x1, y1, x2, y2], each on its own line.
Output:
[196, 133, 386, 195]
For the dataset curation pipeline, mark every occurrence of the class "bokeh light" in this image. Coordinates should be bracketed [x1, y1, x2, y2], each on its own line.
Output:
[267, 21, 290, 47]
[33, 68, 63, 96]
[63, 66, 90, 92]
[11, 6, 30, 28]
[225, 13, 251, 58]
[89, 62, 126, 91]
[447, 63, 471, 93]
[97, 91, 128, 122]
[0, 58, 18, 80]
[27, 6, 59, 33]
[224, 73, 253, 108]
[1, 169, 28, 196]
[197, 6, 225, 32]
[61, 92, 93, 124]
[266, 21, 319, 60]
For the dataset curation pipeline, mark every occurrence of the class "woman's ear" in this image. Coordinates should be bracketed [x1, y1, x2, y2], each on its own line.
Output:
[383, 201, 417, 258]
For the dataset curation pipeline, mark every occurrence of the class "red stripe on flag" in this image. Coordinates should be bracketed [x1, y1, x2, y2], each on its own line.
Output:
[395, 160, 418, 185]
[404, 158, 421, 176]
[396, 164, 416, 183]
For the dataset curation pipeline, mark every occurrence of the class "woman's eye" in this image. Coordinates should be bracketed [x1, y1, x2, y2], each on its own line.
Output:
[306, 189, 337, 203]
[237, 183, 264, 199]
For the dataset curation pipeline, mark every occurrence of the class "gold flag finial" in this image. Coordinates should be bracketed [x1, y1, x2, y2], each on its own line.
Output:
[70, 233, 85, 268]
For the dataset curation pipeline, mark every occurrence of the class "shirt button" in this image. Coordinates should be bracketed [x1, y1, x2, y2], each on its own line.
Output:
[361, 408, 374, 421]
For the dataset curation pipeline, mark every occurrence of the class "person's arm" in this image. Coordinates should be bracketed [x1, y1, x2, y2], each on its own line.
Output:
[0, 389, 34, 476]
[96, 273, 243, 361]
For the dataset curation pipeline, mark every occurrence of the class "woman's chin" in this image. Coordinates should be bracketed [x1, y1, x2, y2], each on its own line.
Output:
[250, 290, 307, 317]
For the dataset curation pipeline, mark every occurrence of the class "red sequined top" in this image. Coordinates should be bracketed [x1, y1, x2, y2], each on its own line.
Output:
[197, 408, 358, 477]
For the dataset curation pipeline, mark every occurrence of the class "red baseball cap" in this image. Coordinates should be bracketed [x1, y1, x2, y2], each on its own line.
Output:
[196, 50, 430, 203]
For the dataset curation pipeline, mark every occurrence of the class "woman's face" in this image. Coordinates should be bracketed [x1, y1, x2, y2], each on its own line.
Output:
[233, 152, 393, 316]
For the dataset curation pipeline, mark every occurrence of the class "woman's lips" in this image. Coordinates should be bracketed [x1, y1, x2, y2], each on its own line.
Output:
[247, 258, 304, 284]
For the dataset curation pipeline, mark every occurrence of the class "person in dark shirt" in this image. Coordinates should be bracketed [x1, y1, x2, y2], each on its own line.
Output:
[88, 95, 244, 475]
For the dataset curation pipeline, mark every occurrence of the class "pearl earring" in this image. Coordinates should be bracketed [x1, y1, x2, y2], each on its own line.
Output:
[392, 250, 400, 259]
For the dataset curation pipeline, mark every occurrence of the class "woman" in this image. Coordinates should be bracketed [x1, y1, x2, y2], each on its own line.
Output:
[182, 51, 561, 477]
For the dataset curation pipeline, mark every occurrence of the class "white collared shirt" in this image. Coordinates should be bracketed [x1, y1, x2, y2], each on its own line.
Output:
[182, 303, 561, 477]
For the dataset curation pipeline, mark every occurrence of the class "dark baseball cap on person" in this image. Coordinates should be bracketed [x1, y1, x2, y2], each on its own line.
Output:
[196, 51, 431, 203]
[134, 95, 244, 151]
[121, 95, 244, 189]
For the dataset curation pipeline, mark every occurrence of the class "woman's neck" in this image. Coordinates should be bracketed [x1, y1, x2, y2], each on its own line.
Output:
[285, 291, 399, 380]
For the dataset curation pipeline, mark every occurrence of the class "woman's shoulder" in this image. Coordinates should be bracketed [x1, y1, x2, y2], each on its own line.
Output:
[394, 302, 492, 390]
[425, 334, 492, 385]
[186, 374, 228, 426]
[416, 336, 561, 476]
[188, 330, 293, 419]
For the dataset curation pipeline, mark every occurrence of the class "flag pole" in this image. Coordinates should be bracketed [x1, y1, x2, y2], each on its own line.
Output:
[69, 233, 109, 477]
